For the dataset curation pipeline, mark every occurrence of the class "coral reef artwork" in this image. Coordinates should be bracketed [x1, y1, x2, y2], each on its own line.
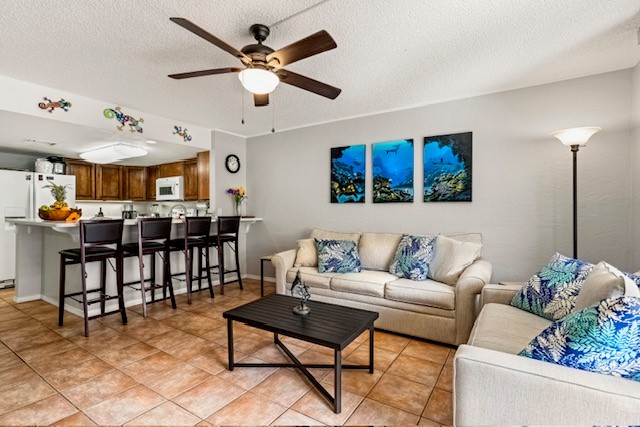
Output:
[103, 106, 144, 133]
[372, 139, 414, 203]
[423, 132, 472, 202]
[331, 144, 365, 203]
[38, 97, 72, 113]
[173, 126, 192, 142]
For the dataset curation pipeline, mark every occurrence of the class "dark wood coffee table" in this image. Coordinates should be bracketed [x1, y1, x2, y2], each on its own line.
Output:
[223, 294, 378, 413]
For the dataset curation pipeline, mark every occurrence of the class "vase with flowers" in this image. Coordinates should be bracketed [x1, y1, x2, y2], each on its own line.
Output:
[227, 187, 246, 216]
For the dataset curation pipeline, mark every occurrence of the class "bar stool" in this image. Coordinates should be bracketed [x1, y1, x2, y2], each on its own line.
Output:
[207, 216, 242, 295]
[58, 219, 127, 337]
[170, 216, 213, 304]
[123, 218, 176, 317]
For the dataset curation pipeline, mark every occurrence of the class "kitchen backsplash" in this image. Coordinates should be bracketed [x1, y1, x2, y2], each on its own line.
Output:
[75, 200, 207, 218]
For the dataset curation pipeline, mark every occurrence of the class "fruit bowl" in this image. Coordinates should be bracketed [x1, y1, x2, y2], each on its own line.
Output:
[39, 209, 71, 221]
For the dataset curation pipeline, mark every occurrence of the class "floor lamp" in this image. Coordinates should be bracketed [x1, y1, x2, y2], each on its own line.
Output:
[551, 126, 601, 259]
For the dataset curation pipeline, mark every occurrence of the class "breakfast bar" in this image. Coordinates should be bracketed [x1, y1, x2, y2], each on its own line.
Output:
[6, 217, 261, 317]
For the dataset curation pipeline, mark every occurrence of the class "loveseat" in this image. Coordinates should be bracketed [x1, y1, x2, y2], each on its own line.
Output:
[271, 228, 492, 345]
[454, 282, 640, 425]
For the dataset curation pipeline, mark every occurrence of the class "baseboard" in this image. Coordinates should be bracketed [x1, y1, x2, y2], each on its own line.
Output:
[244, 274, 276, 282]
[14, 294, 42, 303]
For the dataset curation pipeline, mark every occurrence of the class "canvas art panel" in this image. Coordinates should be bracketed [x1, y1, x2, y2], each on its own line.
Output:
[423, 132, 472, 202]
[372, 139, 414, 203]
[331, 144, 365, 203]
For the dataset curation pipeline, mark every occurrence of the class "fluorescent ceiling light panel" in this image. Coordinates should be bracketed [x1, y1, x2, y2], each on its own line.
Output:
[79, 143, 148, 164]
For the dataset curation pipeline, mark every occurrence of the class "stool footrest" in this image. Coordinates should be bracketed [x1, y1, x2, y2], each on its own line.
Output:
[69, 293, 119, 305]
[88, 309, 127, 321]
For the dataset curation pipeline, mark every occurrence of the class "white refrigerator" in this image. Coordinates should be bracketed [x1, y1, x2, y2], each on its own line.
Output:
[0, 170, 76, 282]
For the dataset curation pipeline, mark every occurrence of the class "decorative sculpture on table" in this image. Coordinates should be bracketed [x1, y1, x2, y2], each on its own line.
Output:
[291, 271, 311, 315]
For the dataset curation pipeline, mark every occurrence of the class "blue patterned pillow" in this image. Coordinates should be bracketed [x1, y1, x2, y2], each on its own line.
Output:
[315, 239, 362, 274]
[520, 296, 640, 382]
[389, 235, 435, 281]
[511, 253, 594, 320]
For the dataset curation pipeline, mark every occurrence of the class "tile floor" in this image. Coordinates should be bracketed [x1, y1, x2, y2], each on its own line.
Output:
[0, 279, 454, 426]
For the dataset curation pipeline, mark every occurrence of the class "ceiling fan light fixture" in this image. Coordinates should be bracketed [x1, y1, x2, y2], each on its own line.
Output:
[238, 68, 279, 94]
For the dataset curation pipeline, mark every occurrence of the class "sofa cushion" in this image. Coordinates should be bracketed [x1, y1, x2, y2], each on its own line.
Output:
[428, 235, 482, 285]
[469, 303, 551, 354]
[511, 252, 594, 321]
[389, 235, 436, 281]
[286, 267, 337, 290]
[520, 296, 640, 382]
[330, 270, 398, 298]
[294, 238, 317, 267]
[385, 278, 456, 310]
[358, 232, 402, 271]
[310, 228, 360, 244]
[574, 261, 640, 312]
[316, 239, 362, 274]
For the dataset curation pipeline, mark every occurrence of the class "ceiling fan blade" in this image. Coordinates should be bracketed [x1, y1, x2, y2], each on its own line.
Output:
[170, 18, 250, 62]
[254, 93, 269, 107]
[275, 69, 341, 99]
[168, 67, 243, 79]
[267, 30, 336, 68]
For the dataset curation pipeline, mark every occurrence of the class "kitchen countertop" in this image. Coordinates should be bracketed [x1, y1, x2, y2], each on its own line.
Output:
[7, 216, 262, 227]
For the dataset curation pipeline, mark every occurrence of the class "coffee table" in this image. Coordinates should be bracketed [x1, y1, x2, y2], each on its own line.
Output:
[223, 294, 378, 413]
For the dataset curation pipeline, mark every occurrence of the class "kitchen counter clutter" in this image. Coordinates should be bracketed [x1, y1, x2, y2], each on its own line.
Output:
[6, 217, 262, 313]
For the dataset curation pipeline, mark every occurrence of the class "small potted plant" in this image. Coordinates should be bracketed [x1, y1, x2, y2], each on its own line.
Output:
[226, 187, 246, 216]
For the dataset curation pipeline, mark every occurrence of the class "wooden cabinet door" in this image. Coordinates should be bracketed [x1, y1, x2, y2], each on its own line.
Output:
[65, 159, 95, 200]
[184, 159, 198, 201]
[123, 166, 146, 201]
[146, 166, 157, 200]
[158, 161, 185, 178]
[96, 165, 123, 200]
[197, 151, 210, 201]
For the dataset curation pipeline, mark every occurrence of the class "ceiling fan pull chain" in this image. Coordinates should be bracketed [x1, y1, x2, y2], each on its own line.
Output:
[271, 91, 276, 133]
[241, 74, 245, 125]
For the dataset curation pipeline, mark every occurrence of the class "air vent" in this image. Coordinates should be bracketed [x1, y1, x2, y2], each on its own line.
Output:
[24, 138, 58, 147]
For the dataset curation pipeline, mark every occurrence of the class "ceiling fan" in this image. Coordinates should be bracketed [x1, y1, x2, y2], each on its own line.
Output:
[168, 18, 341, 107]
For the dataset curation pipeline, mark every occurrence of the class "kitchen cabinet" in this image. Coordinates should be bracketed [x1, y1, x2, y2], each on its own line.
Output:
[96, 165, 123, 200]
[197, 151, 210, 201]
[146, 166, 157, 201]
[65, 159, 95, 200]
[184, 159, 198, 201]
[124, 166, 146, 201]
[158, 161, 185, 179]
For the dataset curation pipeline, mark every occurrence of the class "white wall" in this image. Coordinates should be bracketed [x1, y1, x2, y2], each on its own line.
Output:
[632, 62, 640, 269]
[212, 130, 247, 215]
[246, 69, 634, 282]
[0, 151, 40, 170]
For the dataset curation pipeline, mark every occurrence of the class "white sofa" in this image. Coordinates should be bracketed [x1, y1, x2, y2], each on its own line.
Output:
[271, 229, 492, 345]
[454, 283, 640, 425]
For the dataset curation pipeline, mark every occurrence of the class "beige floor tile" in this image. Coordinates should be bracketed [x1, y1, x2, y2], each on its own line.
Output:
[0, 352, 25, 372]
[290, 385, 364, 426]
[402, 340, 451, 364]
[232, 331, 274, 354]
[123, 319, 175, 341]
[143, 363, 211, 399]
[174, 317, 226, 338]
[173, 376, 246, 419]
[387, 354, 443, 386]
[0, 342, 10, 356]
[435, 365, 453, 392]
[84, 385, 165, 426]
[250, 342, 307, 364]
[125, 401, 201, 426]
[29, 347, 95, 375]
[50, 411, 97, 426]
[445, 349, 456, 366]
[0, 377, 56, 415]
[0, 363, 39, 391]
[206, 391, 287, 426]
[309, 340, 360, 358]
[368, 372, 433, 415]
[344, 344, 397, 371]
[144, 328, 193, 351]
[270, 408, 325, 426]
[16, 339, 77, 362]
[216, 356, 278, 389]
[70, 332, 139, 356]
[419, 417, 443, 426]
[188, 346, 244, 375]
[2, 328, 63, 351]
[0, 394, 77, 426]
[133, 302, 180, 320]
[296, 349, 335, 379]
[322, 368, 383, 396]
[163, 335, 218, 361]
[197, 324, 236, 345]
[422, 388, 453, 425]
[371, 330, 411, 353]
[346, 397, 420, 425]
[251, 368, 311, 407]
[43, 358, 113, 389]
[61, 369, 138, 409]
[121, 351, 182, 383]
[99, 342, 160, 368]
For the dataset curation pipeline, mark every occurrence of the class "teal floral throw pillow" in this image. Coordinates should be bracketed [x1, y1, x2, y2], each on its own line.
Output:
[389, 235, 436, 281]
[315, 239, 362, 274]
[511, 253, 594, 320]
[520, 296, 640, 382]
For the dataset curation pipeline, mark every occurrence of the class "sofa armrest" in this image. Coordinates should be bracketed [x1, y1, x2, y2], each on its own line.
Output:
[481, 282, 525, 306]
[454, 259, 492, 344]
[454, 344, 640, 426]
[271, 249, 297, 294]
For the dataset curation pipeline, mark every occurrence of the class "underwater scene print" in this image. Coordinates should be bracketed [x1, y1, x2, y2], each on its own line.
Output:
[331, 145, 365, 203]
[372, 139, 414, 203]
[423, 132, 472, 202]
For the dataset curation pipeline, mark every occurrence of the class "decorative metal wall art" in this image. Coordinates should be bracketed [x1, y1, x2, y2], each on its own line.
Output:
[173, 126, 192, 142]
[103, 106, 144, 133]
[38, 97, 72, 113]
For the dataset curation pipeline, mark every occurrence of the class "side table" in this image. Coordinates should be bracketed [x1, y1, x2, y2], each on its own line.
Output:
[259, 254, 274, 297]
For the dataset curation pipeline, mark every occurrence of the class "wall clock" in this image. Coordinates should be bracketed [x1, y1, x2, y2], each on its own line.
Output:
[225, 154, 240, 173]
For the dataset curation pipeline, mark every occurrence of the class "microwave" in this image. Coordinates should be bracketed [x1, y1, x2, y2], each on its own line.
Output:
[156, 176, 184, 201]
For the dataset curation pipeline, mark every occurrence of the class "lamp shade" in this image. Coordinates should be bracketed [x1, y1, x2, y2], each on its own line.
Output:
[238, 68, 280, 94]
[551, 126, 601, 147]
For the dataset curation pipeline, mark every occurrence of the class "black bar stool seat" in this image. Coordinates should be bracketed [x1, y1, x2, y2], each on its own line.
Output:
[123, 241, 165, 254]
[206, 216, 243, 295]
[60, 246, 117, 260]
[169, 237, 205, 249]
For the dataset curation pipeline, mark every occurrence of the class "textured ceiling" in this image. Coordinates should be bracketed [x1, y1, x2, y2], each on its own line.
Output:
[1, 0, 639, 137]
